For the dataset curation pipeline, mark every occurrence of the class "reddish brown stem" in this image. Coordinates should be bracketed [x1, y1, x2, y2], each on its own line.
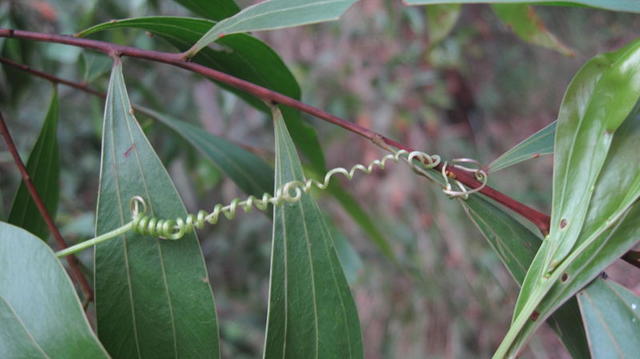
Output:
[0, 28, 550, 234]
[0, 112, 94, 302]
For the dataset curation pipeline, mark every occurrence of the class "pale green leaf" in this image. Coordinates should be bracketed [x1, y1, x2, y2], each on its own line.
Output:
[8, 87, 59, 240]
[264, 107, 362, 358]
[0, 221, 108, 358]
[492, 4, 574, 56]
[185, 0, 358, 58]
[488, 121, 555, 173]
[95, 61, 220, 358]
[578, 280, 640, 358]
[496, 40, 640, 357]
[404, 0, 640, 13]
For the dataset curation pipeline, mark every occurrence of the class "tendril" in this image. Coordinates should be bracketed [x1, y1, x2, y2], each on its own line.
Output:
[129, 149, 487, 240]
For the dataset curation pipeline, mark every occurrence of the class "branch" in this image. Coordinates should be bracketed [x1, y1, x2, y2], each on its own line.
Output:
[0, 28, 550, 235]
[0, 112, 94, 304]
[5, 57, 640, 271]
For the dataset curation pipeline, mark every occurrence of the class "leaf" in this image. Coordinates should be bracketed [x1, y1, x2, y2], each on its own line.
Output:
[461, 196, 590, 358]
[0, 221, 109, 358]
[8, 87, 59, 240]
[495, 40, 640, 357]
[173, 0, 240, 21]
[265, 106, 363, 358]
[577, 280, 640, 358]
[403, 0, 640, 13]
[546, 39, 640, 271]
[78, 16, 326, 174]
[492, 4, 574, 56]
[146, 108, 274, 198]
[488, 121, 555, 173]
[426, 4, 461, 47]
[185, 0, 358, 58]
[95, 60, 220, 358]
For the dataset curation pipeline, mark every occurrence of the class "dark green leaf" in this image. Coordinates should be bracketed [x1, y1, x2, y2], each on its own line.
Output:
[265, 107, 362, 358]
[185, 0, 359, 57]
[488, 121, 555, 173]
[78, 16, 326, 174]
[8, 87, 59, 240]
[492, 4, 574, 56]
[0, 221, 108, 358]
[95, 61, 220, 358]
[173, 0, 239, 21]
[461, 196, 589, 358]
[577, 280, 640, 358]
[404, 0, 640, 13]
[147, 108, 274, 198]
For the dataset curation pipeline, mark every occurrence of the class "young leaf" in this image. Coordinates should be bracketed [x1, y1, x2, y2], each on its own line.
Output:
[8, 87, 59, 240]
[95, 61, 220, 358]
[461, 196, 590, 358]
[496, 40, 640, 357]
[403, 0, 640, 13]
[265, 107, 362, 358]
[488, 121, 555, 173]
[173, 0, 239, 21]
[426, 4, 461, 47]
[78, 16, 326, 175]
[0, 222, 109, 358]
[545, 39, 640, 271]
[492, 4, 574, 56]
[577, 280, 640, 358]
[185, 0, 359, 58]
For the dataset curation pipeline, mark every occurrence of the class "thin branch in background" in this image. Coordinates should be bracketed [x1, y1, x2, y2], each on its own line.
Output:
[0, 112, 94, 304]
[0, 28, 552, 235]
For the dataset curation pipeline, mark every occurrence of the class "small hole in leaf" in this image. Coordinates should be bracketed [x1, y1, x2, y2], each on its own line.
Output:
[530, 311, 540, 321]
[560, 219, 567, 229]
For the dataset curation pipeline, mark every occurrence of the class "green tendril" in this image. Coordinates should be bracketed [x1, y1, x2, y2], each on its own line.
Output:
[56, 149, 488, 257]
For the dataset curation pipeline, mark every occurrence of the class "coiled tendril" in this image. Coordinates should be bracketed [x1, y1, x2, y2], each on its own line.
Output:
[130, 149, 487, 240]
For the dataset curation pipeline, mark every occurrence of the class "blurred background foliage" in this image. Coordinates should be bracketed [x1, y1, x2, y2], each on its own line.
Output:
[1, 0, 640, 357]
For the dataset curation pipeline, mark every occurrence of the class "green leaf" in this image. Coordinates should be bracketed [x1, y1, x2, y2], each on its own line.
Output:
[492, 5, 574, 56]
[185, 0, 358, 58]
[265, 106, 362, 358]
[0, 221, 109, 358]
[426, 4, 461, 47]
[78, 16, 326, 174]
[496, 40, 640, 357]
[8, 87, 59, 240]
[403, 0, 640, 13]
[461, 196, 590, 358]
[95, 61, 220, 358]
[546, 39, 640, 271]
[488, 121, 555, 173]
[173, 0, 240, 21]
[577, 280, 640, 358]
[147, 108, 274, 198]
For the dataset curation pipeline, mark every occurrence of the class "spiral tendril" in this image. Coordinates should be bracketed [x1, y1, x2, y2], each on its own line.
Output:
[129, 149, 487, 240]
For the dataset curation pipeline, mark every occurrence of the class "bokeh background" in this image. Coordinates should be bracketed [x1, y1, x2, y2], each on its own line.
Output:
[1, 0, 640, 357]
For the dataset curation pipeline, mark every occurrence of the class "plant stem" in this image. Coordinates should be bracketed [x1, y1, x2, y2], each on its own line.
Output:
[0, 28, 552, 235]
[4, 57, 640, 271]
[0, 112, 94, 303]
[56, 222, 134, 258]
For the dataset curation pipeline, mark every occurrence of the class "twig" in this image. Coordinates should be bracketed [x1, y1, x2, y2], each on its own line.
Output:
[0, 29, 550, 233]
[4, 56, 640, 270]
[0, 112, 94, 302]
